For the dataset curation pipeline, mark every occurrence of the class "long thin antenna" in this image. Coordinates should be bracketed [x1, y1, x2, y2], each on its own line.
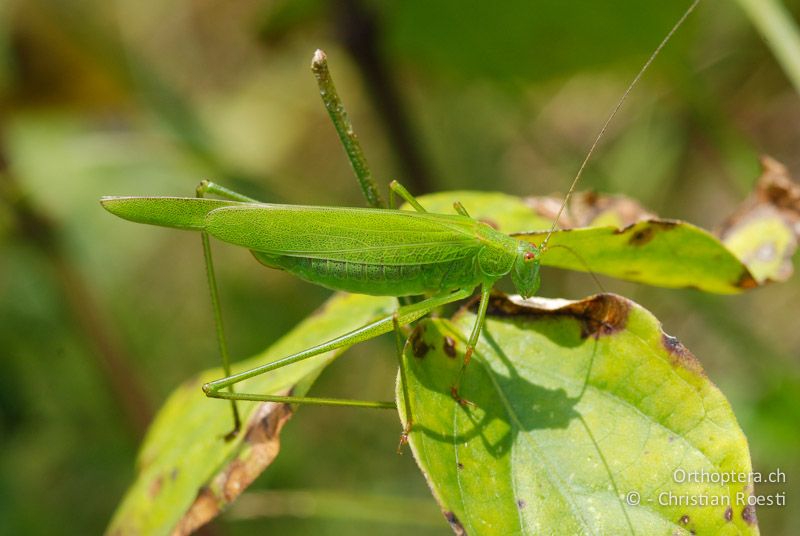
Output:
[541, 0, 700, 250]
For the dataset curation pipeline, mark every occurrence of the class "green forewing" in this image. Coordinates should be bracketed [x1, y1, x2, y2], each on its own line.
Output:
[99, 196, 241, 230]
[204, 204, 485, 265]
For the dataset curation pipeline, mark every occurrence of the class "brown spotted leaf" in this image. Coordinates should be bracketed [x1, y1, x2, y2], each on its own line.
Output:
[718, 156, 800, 284]
[399, 293, 759, 535]
[418, 159, 800, 293]
[107, 293, 395, 536]
[518, 221, 758, 294]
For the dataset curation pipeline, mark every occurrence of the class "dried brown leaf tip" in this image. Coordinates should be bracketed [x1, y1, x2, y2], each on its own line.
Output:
[172, 401, 294, 535]
[569, 191, 655, 228]
[524, 191, 655, 229]
[719, 156, 800, 284]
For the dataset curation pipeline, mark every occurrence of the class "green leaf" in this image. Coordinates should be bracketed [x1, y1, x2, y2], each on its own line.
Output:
[518, 222, 755, 294]
[417, 191, 760, 293]
[722, 212, 793, 284]
[107, 292, 395, 535]
[399, 293, 758, 535]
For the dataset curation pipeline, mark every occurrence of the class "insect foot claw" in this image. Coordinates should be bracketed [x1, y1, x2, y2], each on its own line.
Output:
[450, 387, 476, 408]
[223, 425, 240, 442]
[397, 422, 413, 454]
[397, 433, 408, 455]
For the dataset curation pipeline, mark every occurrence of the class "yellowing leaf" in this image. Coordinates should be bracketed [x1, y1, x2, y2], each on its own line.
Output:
[400, 294, 758, 535]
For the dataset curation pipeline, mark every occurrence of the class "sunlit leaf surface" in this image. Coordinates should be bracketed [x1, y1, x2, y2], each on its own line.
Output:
[400, 294, 758, 535]
[418, 190, 789, 293]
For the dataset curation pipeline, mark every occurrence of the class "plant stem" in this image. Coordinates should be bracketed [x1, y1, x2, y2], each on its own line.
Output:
[311, 49, 385, 208]
[736, 0, 800, 94]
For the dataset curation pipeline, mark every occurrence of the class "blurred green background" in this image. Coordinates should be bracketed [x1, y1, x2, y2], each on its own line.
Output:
[1, 0, 799, 534]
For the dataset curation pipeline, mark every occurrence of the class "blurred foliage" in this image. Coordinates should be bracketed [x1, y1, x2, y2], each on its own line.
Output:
[108, 292, 398, 535]
[1, 0, 799, 534]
